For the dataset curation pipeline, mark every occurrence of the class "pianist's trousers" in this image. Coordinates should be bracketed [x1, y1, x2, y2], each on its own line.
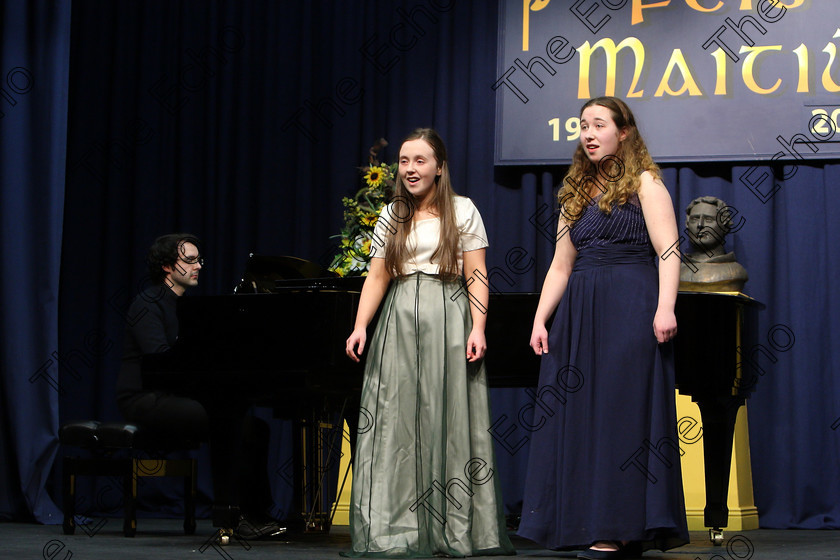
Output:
[119, 390, 271, 517]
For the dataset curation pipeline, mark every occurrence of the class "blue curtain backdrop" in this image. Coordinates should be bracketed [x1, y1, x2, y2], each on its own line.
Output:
[1, 0, 838, 531]
[0, 0, 72, 523]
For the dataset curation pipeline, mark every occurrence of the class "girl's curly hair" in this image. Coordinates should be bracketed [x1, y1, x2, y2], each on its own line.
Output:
[558, 97, 660, 223]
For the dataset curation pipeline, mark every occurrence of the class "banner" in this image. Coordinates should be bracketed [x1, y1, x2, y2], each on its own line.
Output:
[494, 0, 840, 164]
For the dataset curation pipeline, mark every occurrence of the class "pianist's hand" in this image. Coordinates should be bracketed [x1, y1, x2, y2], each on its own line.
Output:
[530, 323, 549, 355]
[346, 328, 367, 362]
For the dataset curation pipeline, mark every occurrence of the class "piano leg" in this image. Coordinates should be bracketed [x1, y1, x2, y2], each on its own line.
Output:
[292, 416, 329, 532]
[697, 398, 744, 545]
[211, 505, 239, 545]
[290, 405, 351, 533]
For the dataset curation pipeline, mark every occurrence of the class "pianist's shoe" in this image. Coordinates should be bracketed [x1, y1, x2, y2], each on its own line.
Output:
[234, 514, 286, 541]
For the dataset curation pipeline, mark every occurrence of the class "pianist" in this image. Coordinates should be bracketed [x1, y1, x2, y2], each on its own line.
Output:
[115, 233, 279, 539]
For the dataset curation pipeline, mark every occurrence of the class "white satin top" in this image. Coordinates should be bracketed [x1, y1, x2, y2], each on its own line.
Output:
[370, 196, 488, 275]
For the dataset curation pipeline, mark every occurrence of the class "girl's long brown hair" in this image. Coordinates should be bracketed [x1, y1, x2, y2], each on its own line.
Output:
[558, 97, 661, 223]
[384, 128, 461, 280]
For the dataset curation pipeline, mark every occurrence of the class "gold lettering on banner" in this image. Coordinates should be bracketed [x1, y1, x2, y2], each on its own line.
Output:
[739, 45, 783, 94]
[654, 49, 703, 96]
[764, 0, 803, 8]
[522, 0, 551, 52]
[711, 48, 729, 95]
[631, 0, 671, 25]
[632, 0, 803, 25]
[821, 29, 840, 93]
[578, 37, 645, 98]
[575, 30, 840, 99]
[793, 44, 808, 93]
[686, 0, 724, 13]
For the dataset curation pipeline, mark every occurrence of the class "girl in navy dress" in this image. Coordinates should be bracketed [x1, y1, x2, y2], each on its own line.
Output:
[519, 97, 689, 559]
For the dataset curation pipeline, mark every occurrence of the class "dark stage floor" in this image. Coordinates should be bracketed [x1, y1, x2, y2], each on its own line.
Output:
[5, 519, 840, 560]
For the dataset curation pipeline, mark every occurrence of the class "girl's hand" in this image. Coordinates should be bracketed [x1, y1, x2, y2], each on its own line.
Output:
[466, 329, 486, 362]
[530, 323, 549, 355]
[346, 328, 367, 362]
[653, 308, 677, 343]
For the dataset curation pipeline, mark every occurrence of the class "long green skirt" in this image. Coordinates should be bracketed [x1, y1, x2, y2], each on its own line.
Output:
[345, 273, 515, 558]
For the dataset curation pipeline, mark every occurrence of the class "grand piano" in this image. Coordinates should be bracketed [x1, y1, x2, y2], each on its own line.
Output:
[143, 256, 762, 543]
[142, 256, 542, 532]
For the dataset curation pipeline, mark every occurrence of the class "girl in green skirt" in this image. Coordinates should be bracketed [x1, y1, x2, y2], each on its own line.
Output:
[344, 128, 514, 558]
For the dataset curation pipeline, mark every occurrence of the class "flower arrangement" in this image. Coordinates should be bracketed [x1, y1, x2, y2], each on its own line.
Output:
[330, 139, 397, 276]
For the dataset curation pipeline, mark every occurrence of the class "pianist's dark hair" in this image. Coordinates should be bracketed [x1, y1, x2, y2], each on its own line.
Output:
[146, 233, 202, 284]
[385, 128, 460, 280]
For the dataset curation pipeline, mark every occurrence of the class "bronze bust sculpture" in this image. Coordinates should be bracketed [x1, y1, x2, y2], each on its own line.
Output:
[679, 196, 748, 293]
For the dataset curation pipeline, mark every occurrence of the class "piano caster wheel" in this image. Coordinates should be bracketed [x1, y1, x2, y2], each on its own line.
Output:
[710, 528, 724, 546]
[218, 528, 233, 546]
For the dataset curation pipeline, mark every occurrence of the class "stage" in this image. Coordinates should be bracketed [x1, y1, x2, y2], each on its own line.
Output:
[6, 519, 839, 559]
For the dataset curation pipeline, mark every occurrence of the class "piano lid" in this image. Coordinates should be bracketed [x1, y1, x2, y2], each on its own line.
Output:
[234, 254, 338, 293]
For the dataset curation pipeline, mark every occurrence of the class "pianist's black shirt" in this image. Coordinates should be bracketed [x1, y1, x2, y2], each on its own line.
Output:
[115, 283, 179, 408]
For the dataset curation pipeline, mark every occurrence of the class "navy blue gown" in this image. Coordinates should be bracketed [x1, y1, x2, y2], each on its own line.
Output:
[518, 193, 689, 552]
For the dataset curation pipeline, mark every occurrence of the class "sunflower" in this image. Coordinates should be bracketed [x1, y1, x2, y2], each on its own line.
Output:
[361, 213, 378, 227]
[364, 165, 385, 188]
[330, 140, 395, 276]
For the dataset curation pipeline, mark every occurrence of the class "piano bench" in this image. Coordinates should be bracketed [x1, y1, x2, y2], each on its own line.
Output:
[59, 421, 200, 537]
